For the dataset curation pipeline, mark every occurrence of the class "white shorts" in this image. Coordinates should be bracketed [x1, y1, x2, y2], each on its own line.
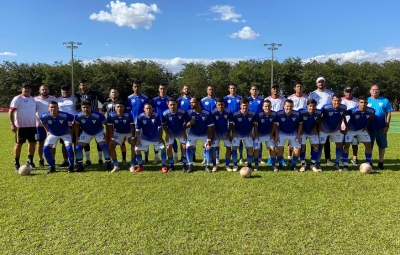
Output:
[319, 130, 343, 143]
[166, 136, 186, 146]
[186, 135, 208, 147]
[135, 139, 165, 151]
[345, 130, 371, 143]
[78, 131, 105, 144]
[300, 133, 319, 145]
[254, 135, 275, 149]
[231, 136, 253, 148]
[113, 132, 132, 145]
[212, 139, 232, 148]
[277, 133, 301, 148]
[45, 133, 72, 146]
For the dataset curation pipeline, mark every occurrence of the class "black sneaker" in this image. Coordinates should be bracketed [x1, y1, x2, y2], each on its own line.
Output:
[85, 160, 92, 166]
[99, 159, 104, 165]
[278, 164, 283, 170]
[168, 165, 176, 172]
[27, 161, 36, 169]
[187, 165, 194, 173]
[378, 162, 385, 170]
[106, 162, 112, 171]
[39, 159, 45, 167]
[68, 166, 74, 173]
[182, 165, 188, 173]
[76, 164, 85, 172]
[15, 164, 20, 172]
[60, 160, 69, 167]
[47, 166, 56, 174]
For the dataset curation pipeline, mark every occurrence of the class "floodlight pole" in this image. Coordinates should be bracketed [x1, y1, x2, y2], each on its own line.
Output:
[63, 41, 82, 94]
[264, 43, 282, 86]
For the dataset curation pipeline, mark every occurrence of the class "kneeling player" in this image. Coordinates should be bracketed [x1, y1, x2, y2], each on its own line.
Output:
[40, 101, 75, 173]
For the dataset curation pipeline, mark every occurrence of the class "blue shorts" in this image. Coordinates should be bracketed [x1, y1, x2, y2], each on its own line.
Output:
[369, 128, 387, 149]
[36, 126, 47, 142]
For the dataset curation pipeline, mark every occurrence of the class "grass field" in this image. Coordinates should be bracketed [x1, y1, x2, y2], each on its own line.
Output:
[1, 112, 400, 254]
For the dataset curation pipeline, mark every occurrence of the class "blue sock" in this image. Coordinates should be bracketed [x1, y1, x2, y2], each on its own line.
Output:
[100, 144, 110, 161]
[137, 154, 143, 166]
[365, 153, 372, 163]
[112, 158, 119, 166]
[186, 148, 194, 165]
[144, 150, 149, 161]
[216, 149, 219, 161]
[317, 147, 323, 164]
[182, 156, 187, 167]
[66, 145, 74, 167]
[43, 146, 54, 167]
[300, 151, 306, 161]
[335, 147, 342, 164]
[342, 152, 349, 166]
[271, 157, 276, 166]
[247, 155, 253, 167]
[277, 156, 283, 166]
[232, 150, 238, 166]
[254, 157, 259, 167]
[168, 157, 174, 166]
[160, 149, 166, 167]
[205, 148, 211, 166]
[130, 157, 136, 166]
[75, 145, 85, 163]
[225, 157, 230, 166]
[311, 150, 318, 164]
[291, 156, 299, 167]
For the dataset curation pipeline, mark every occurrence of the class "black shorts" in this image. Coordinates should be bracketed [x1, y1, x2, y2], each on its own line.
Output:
[16, 127, 37, 144]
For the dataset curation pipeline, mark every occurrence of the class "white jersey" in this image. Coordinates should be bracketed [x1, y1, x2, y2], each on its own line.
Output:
[35, 96, 56, 126]
[341, 97, 358, 130]
[287, 94, 308, 110]
[9, 95, 37, 128]
[309, 89, 334, 109]
[57, 95, 77, 126]
[265, 95, 285, 112]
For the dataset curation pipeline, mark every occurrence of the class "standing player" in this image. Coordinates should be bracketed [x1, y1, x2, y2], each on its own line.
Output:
[162, 98, 188, 172]
[342, 96, 375, 171]
[317, 95, 347, 171]
[367, 84, 392, 170]
[201, 85, 217, 164]
[341, 86, 359, 166]
[134, 103, 167, 173]
[274, 99, 303, 171]
[40, 101, 75, 173]
[106, 101, 135, 173]
[177, 84, 192, 111]
[74, 101, 111, 171]
[298, 99, 322, 172]
[248, 85, 264, 114]
[185, 98, 214, 173]
[211, 98, 233, 172]
[231, 98, 257, 171]
[265, 84, 285, 112]
[9, 82, 37, 171]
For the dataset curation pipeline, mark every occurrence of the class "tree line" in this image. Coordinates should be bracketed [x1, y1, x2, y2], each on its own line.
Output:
[1, 58, 399, 105]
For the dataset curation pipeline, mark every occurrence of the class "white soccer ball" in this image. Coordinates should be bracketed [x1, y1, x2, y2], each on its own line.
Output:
[18, 164, 32, 176]
[359, 163, 372, 174]
[239, 166, 252, 178]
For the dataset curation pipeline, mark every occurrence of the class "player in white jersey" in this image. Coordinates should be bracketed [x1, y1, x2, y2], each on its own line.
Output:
[35, 84, 56, 167]
[265, 84, 285, 112]
[9, 82, 37, 171]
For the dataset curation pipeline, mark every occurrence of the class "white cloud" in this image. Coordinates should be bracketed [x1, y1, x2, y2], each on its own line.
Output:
[0, 52, 17, 56]
[105, 44, 109, 46]
[229, 26, 259, 40]
[89, 1, 161, 29]
[210, 5, 245, 23]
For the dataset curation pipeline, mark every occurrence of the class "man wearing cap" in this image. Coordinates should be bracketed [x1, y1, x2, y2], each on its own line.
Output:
[309, 77, 335, 166]
[341, 86, 359, 166]
[367, 84, 393, 170]
[9, 82, 37, 171]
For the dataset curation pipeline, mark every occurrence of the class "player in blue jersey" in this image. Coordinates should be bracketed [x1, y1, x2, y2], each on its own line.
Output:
[342, 96, 375, 171]
[248, 85, 264, 114]
[211, 98, 233, 172]
[162, 98, 188, 172]
[74, 101, 112, 171]
[367, 84, 392, 170]
[274, 99, 303, 171]
[40, 101, 75, 174]
[106, 101, 136, 173]
[185, 97, 214, 173]
[201, 85, 217, 164]
[254, 100, 277, 171]
[135, 103, 167, 173]
[231, 98, 258, 171]
[177, 84, 192, 111]
[298, 99, 322, 172]
[318, 95, 347, 171]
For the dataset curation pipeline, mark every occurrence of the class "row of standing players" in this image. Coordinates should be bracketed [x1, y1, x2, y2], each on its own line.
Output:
[9, 77, 392, 173]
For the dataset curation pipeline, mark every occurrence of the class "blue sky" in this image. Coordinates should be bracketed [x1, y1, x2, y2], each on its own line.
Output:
[1, 0, 399, 72]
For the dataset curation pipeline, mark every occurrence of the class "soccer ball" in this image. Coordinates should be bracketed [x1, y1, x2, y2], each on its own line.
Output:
[239, 166, 252, 178]
[18, 164, 32, 176]
[359, 163, 372, 174]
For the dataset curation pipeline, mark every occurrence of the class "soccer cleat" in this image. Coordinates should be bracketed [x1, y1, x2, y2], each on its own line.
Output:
[326, 159, 335, 166]
[182, 165, 188, 173]
[291, 166, 298, 171]
[201, 159, 206, 165]
[85, 160, 92, 166]
[129, 165, 136, 172]
[122, 159, 127, 166]
[299, 165, 306, 172]
[278, 164, 283, 171]
[106, 162, 112, 171]
[216, 159, 220, 165]
[253, 167, 258, 171]
[205, 166, 211, 173]
[225, 166, 232, 172]
[76, 164, 85, 172]
[68, 166, 74, 173]
[212, 166, 218, 172]
[15, 164, 20, 172]
[144, 159, 149, 165]
[281, 159, 287, 166]
[351, 159, 358, 166]
[168, 165, 176, 172]
[39, 159, 45, 168]
[111, 166, 120, 173]
[378, 162, 385, 170]
[134, 166, 144, 172]
[173, 155, 179, 164]
[232, 166, 238, 172]
[260, 159, 266, 164]
[152, 156, 159, 165]
[47, 166, 56, 174]
[316, 165, 322, 172]
[161, 166, 168, 173]
[60, 160, 69, 167]
[311, 165, 319, 172]
[342, 167, 348, 172]
[273, 166, 279, 172]
[27, 161, 36, 169]
[99, 159, 104, 165]
[335, 164, 342, 171]
[187, 165, 194, 173]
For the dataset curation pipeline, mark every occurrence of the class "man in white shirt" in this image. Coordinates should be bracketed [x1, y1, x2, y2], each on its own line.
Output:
[341, 86, 359, 166]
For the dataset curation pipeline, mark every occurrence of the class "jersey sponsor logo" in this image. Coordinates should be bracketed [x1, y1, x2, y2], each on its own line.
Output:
[81, 119, 86, 123]
[47, 120, 53, 124]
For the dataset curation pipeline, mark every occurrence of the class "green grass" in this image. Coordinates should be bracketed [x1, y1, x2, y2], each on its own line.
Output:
[1, 112, 400, 254]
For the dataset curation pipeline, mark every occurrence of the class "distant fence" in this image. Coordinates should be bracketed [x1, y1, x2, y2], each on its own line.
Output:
[0, 107, 9, 112]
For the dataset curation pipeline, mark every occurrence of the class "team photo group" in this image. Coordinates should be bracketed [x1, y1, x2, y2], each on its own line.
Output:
[9, 76, 392, 174]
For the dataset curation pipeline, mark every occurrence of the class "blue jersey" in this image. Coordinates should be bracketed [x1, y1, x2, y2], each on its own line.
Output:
[248, 96, 264, 114]
[152, 96, 170, 121]
[40, 111, 74, 136]
[136, 112, 161, 142]
[298, 108, 322, 135]
[232, 111, 257, 138]
[162, 109, 187, 137]
[201, 97, 216, 112]
[274, 110, 303, 135]
[346, 107, 375, 131]
[211, 108, 233, 140]
[367, 97, 392, 130]
[177, 96, 192, 111]
[320, 104, 347, 133]
[224, 95, 242, 113]
[125, 94, 149, 124]
[75, 111, 106, 136]
[257, 111, 277, 137]
[185, 109, 214, 137]
[107, 112, 134, 134]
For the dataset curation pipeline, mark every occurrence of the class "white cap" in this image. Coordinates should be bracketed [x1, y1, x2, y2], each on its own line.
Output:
[316, 77, 325, 83]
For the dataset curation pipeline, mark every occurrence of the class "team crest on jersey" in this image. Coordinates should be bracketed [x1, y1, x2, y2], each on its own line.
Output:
[314, 117, 317, 120]
[366, 115, 370, 119]
[248, 117, 252, 121]
[202, 117, 205, 121]
[92, 120, 96, 124]
[181, 101, 184, 105]
[114, 120, 119, 123]
[141, 99, 144, 103]
[169, 117, 172, 121]
[238, 118, 242, 122]
[328, 112, 333, 116]
[59, 120, 63, 124]
[269, 118, 274, 122]
[47, 120, 53, 124]
[143, 120, 147, 124]
[257, 100, 261, 104]
[236, 99, 240, 102]
[340, 112, 343, 115]
[178, 116, 182, 119]
[131, 99, 135, 103]
[379, 102, 383, 107]
[224, 115, 227, 119]
[151, 119, 155, 123]
[205, 101, 209, 105]
[215, 116, 219, 120]
[123, 120, 126, 123]
[292, 117, 296, 122]
[157, 101, 161, 105]
[303, 116, 308, 120]
[24, 100, 28, 103]
[281, 118, 286, 122]
[261, 119, 265, 123]
[227, 100, 231, 103]
[81, 119, 86, 123]
[355, 115, 360, 119]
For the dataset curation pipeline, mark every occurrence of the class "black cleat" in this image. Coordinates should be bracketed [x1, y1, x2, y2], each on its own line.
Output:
[60, 161, 69, 167]
[68, 166, 74, 173]
[76, 164, 85, 172]
[205, 166, 211, 173]
[47, 166, 56, 174]
[39, 159, 45, 167]
[187, 165, 194, 173]
[27, 161, 36, 169]
[378, 162, 385, 170]
[15, 164, 20, 172]
[98, 159, 104, 165]
[182, 165, 188, 173]
[106, 162, 112, 171]
[85, 160, 92, 166]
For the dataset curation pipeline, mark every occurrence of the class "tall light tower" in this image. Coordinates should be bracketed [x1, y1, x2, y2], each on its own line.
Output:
[63, 41, 82, 94]
[264, 43, 282, 86]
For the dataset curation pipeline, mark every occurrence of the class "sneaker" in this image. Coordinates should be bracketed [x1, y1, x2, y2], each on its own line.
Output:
[173, 155, 179, 164]
[326, 159, 335, 166]
[260, 159, 266, 164]
[168, 165, 176, 172]
[205, 166, 211, 173]
[273, 166, 279, 172]
[378, 162, 385, 170]
[342, 166, 348, 172]
[335, 164, 342, 171]
[212, 166, 218, 172]
[39, 159, 45, 167]
[85, 160, 92, 166]
[152, 156, 159, 165]
[27, 161, 36, 169]
[291, 166, 298, 171]
[129, 165, 136, 172]
[60, 160, 69, 167]
[161, 166, 168, 173]
[287, 159, 292, 166]
[122, 159, 127, 166]
[311, 165, 319, 172]
[182, 165, 188, 173]
[253, 167, 258, 171]
[15, 164, 20, 172]
[299, 165, 306, 172]
[201, 159, 206, 165]
[187, 165, 194, 173]
[106, 162, 112, 171]
[351, 158, 358, 166]
[225, 166, 232, 172]
[316, 165, 322, 172]
[111, 166, 120, 173]
[232, 166, 238, 172]
[47, 166, 56, 174]
[76, 164, 85, 172]
[68, 166, 74, 173]
[216, 159, 220, 164]
[134, 166, 144, 172]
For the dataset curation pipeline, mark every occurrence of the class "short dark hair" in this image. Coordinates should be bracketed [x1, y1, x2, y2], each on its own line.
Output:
[294, 81, 303, 86]
[240, 98, 249, 104]
[133, 80, 141, 86]
[79, 79, 87, 83]
[332, 94, 341, 100]
[228, 83, 237, 88]
[285, 99, 294, 105]
[81, 100, 91, 107]
[307, 99, 317, 105]
[263, 99, 271, 105]
[115, 101, 125, 106]
[168, 97, 177, 103]
[216, 98, 224, 104]
[49, 101, 58, 106]
[358, 96, 367, 101]
[159, 83, 167, 87]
